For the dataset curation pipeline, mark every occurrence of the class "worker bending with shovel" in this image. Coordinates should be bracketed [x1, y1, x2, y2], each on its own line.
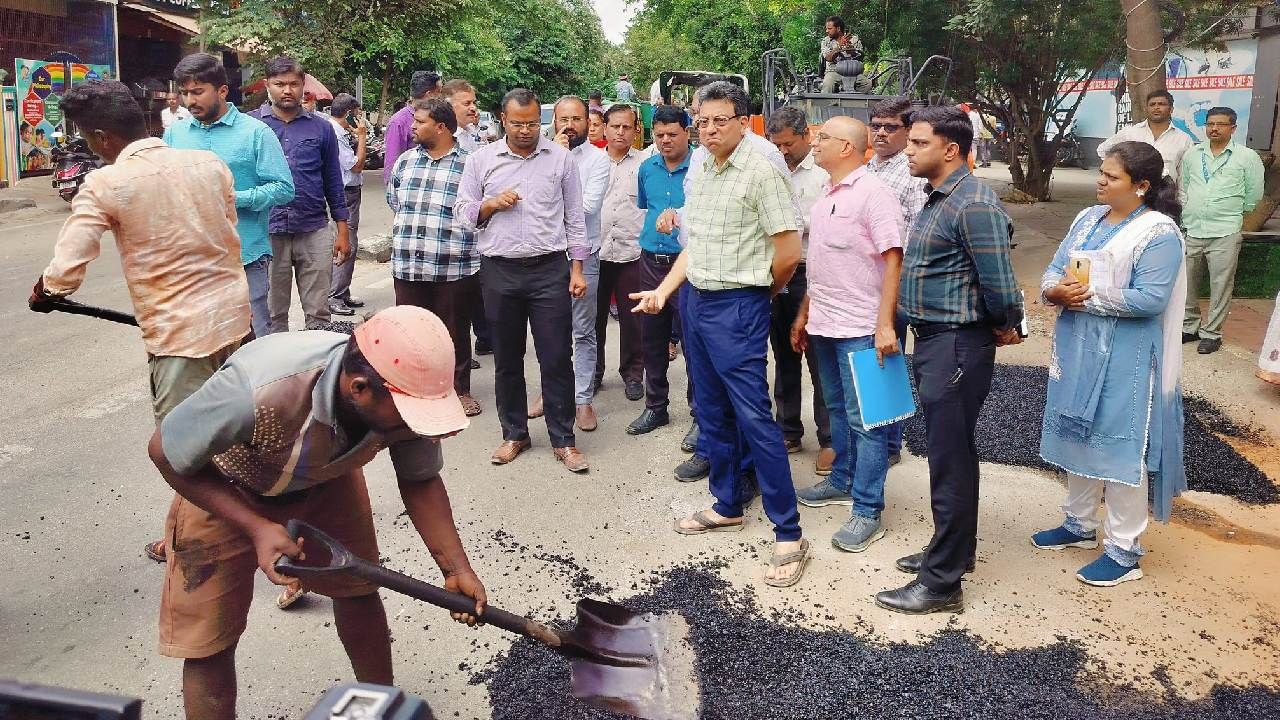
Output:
[147, 305, 487, 720]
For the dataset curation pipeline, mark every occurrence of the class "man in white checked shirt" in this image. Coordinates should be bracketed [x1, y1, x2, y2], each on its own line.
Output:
[385, 97, 484, 418]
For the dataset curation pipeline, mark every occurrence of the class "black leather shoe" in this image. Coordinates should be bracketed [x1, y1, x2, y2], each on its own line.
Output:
[1181, 332, 1199, 344]
[328, 300, 355, 317]
[681, 423, 699, 453]
[627, 408, 670, 435]
[895, 551, 975, 575]
[624, 381, 644, 401]
[874, 581, 963, 615]
[1197, 338, 1221, 354]
[470, 358, 481, 369]
[344, 295, 366, 308]
[475, 340, 493, 356]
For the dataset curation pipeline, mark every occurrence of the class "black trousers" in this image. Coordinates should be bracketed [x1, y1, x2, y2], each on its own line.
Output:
[472, 290, 491, 348]
[595, 258, 643, 384]
[768, 264, 831, 447]
[393, 274, 479, 396]
[913, 325, 996, 593]
[480, 253, 576, 448]
[639, 251, 686, 411]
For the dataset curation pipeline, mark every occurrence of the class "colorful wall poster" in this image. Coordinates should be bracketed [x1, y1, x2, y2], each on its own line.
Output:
[15, 59, 65, 176]
[1060, 38, 1257, 143]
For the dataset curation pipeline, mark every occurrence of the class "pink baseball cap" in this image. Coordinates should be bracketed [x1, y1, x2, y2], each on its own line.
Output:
[353, 306, 469, 436]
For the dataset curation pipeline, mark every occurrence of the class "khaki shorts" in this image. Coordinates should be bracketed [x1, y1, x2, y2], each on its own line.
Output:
[148, 341, 239, 423]
[158, 470, 381, 659]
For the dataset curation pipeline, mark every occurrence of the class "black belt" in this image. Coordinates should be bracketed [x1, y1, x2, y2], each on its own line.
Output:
[642, 250, 678, 265]
[484, 252, 562, 267]
[910, 321, 985, 340]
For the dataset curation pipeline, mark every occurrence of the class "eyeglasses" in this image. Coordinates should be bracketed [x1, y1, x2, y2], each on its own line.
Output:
[814, 132, 852, 145]
[1204, 121, 1235, 128]
[507, 121, 540, 130]
[868, 122, 904, 133]
[693, 114, 740, 130]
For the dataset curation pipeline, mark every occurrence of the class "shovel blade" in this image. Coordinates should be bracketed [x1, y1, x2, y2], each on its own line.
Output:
[569, 602, 698, 720]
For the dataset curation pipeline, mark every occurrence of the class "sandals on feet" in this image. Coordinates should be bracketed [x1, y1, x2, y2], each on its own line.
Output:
[673, 509, 745, 535]
[144, 539, 166, 564]
[764, 538, 811, 588]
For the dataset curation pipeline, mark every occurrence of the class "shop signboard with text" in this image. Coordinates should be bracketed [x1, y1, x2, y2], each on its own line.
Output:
[14, 58, 111, 177]
[1060, 38, 1257, 143]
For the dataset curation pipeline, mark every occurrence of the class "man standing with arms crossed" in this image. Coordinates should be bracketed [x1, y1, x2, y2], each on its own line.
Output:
[765, 106, 833, 474]
[167, 52, 294, 341]
[1180, 106, 1264, 355]
[456, 88, 591, 472]
[1098, 90, 1193, 182]
[252, 56, 351, 332]
[387, 98, 484, 418]
[28, 80, 250, 565]
[628, 105, 692, 437]
[596, 103, 648, 402]
[633, 81, 809, 587]
[875, 106, 1023, 614]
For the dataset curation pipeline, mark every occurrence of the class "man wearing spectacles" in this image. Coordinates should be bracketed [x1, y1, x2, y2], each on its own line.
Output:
[455, 88, 592, 473]
[765, 107, 833, 476]
[866, 96, 929, 465]
[1179, 106, 1264, 355]
[632, 81, 810, 588]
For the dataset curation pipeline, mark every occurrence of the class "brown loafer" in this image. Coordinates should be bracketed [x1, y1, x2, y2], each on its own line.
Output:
[460, 394, 482, 417]
[815, 447, 836, 476]
[553, 446, 590, 473]
[576, 404, 598, 431]
[491, 438, 532, 465]
[528, 394, 544, 419]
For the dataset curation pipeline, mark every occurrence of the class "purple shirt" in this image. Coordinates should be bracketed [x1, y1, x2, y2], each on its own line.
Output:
[383, 104, 416, 184]
[455, 136, 589, 260]
[251, 107, 349, 234]
[805, 167, 904, 338]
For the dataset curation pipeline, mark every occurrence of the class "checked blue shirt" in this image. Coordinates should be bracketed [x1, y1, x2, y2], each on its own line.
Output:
[899, 167, 1023, 330]
[386, 143, 478, 282]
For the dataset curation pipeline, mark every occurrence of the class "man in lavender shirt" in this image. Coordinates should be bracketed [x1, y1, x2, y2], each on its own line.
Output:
[383, 70, 440, 184]
[789, 116, 905, 553]
[455, 88, 592, 473]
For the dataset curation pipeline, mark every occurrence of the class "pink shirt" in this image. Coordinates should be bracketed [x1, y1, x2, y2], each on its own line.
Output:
[805, 166, 904, 338]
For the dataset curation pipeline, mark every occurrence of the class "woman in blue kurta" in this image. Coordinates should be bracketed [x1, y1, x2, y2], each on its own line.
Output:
[1033, 141, 1187, 587]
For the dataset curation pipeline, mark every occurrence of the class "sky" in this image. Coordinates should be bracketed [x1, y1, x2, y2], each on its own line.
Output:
[593, 0, 637, 44]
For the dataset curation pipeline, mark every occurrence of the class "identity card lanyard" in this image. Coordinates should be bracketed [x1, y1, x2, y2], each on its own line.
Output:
[1082, 204, 1146, 251]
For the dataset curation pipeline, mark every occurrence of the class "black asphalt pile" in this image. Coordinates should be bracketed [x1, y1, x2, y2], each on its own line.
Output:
[902, 363, 1278, 505]
[472, 562, 1280, 719]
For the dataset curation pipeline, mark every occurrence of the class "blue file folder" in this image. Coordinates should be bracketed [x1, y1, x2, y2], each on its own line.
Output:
[848, 348, 917, 429]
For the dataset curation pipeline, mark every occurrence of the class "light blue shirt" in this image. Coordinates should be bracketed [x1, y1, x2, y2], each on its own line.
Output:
[164, 104, 294, 265]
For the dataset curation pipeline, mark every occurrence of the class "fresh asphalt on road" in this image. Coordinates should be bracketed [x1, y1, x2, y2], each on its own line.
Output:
[1, 171, 1277, 718]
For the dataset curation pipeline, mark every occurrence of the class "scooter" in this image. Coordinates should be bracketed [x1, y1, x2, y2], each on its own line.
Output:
[50, 132, 101, 203]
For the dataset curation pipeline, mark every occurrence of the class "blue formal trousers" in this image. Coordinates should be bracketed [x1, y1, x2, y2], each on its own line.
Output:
[681, 285, 801, 541]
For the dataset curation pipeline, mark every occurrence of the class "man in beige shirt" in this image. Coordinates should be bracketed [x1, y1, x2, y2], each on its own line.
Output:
[30, 80, 250, 563]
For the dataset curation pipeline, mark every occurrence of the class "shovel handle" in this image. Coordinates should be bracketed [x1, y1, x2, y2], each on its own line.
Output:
[42, 297, 139, 327]
[350, 560, 564, 647]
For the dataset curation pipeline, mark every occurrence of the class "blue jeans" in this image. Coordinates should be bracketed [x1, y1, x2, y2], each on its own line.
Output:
[682, 286, 801, 541]
[811, 334, 891, 520]
[243, 256, 271, 339]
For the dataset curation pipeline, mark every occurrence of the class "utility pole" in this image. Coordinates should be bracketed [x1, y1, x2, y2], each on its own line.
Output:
[1120, 0, 1167, 121]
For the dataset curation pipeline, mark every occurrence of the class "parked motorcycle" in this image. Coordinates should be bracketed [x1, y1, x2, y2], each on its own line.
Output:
[50, 132, 101, 203]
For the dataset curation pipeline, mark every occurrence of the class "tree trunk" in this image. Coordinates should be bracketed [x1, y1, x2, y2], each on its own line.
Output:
[377, 56, 393, 126]
[1121, 0, 1167, 120]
